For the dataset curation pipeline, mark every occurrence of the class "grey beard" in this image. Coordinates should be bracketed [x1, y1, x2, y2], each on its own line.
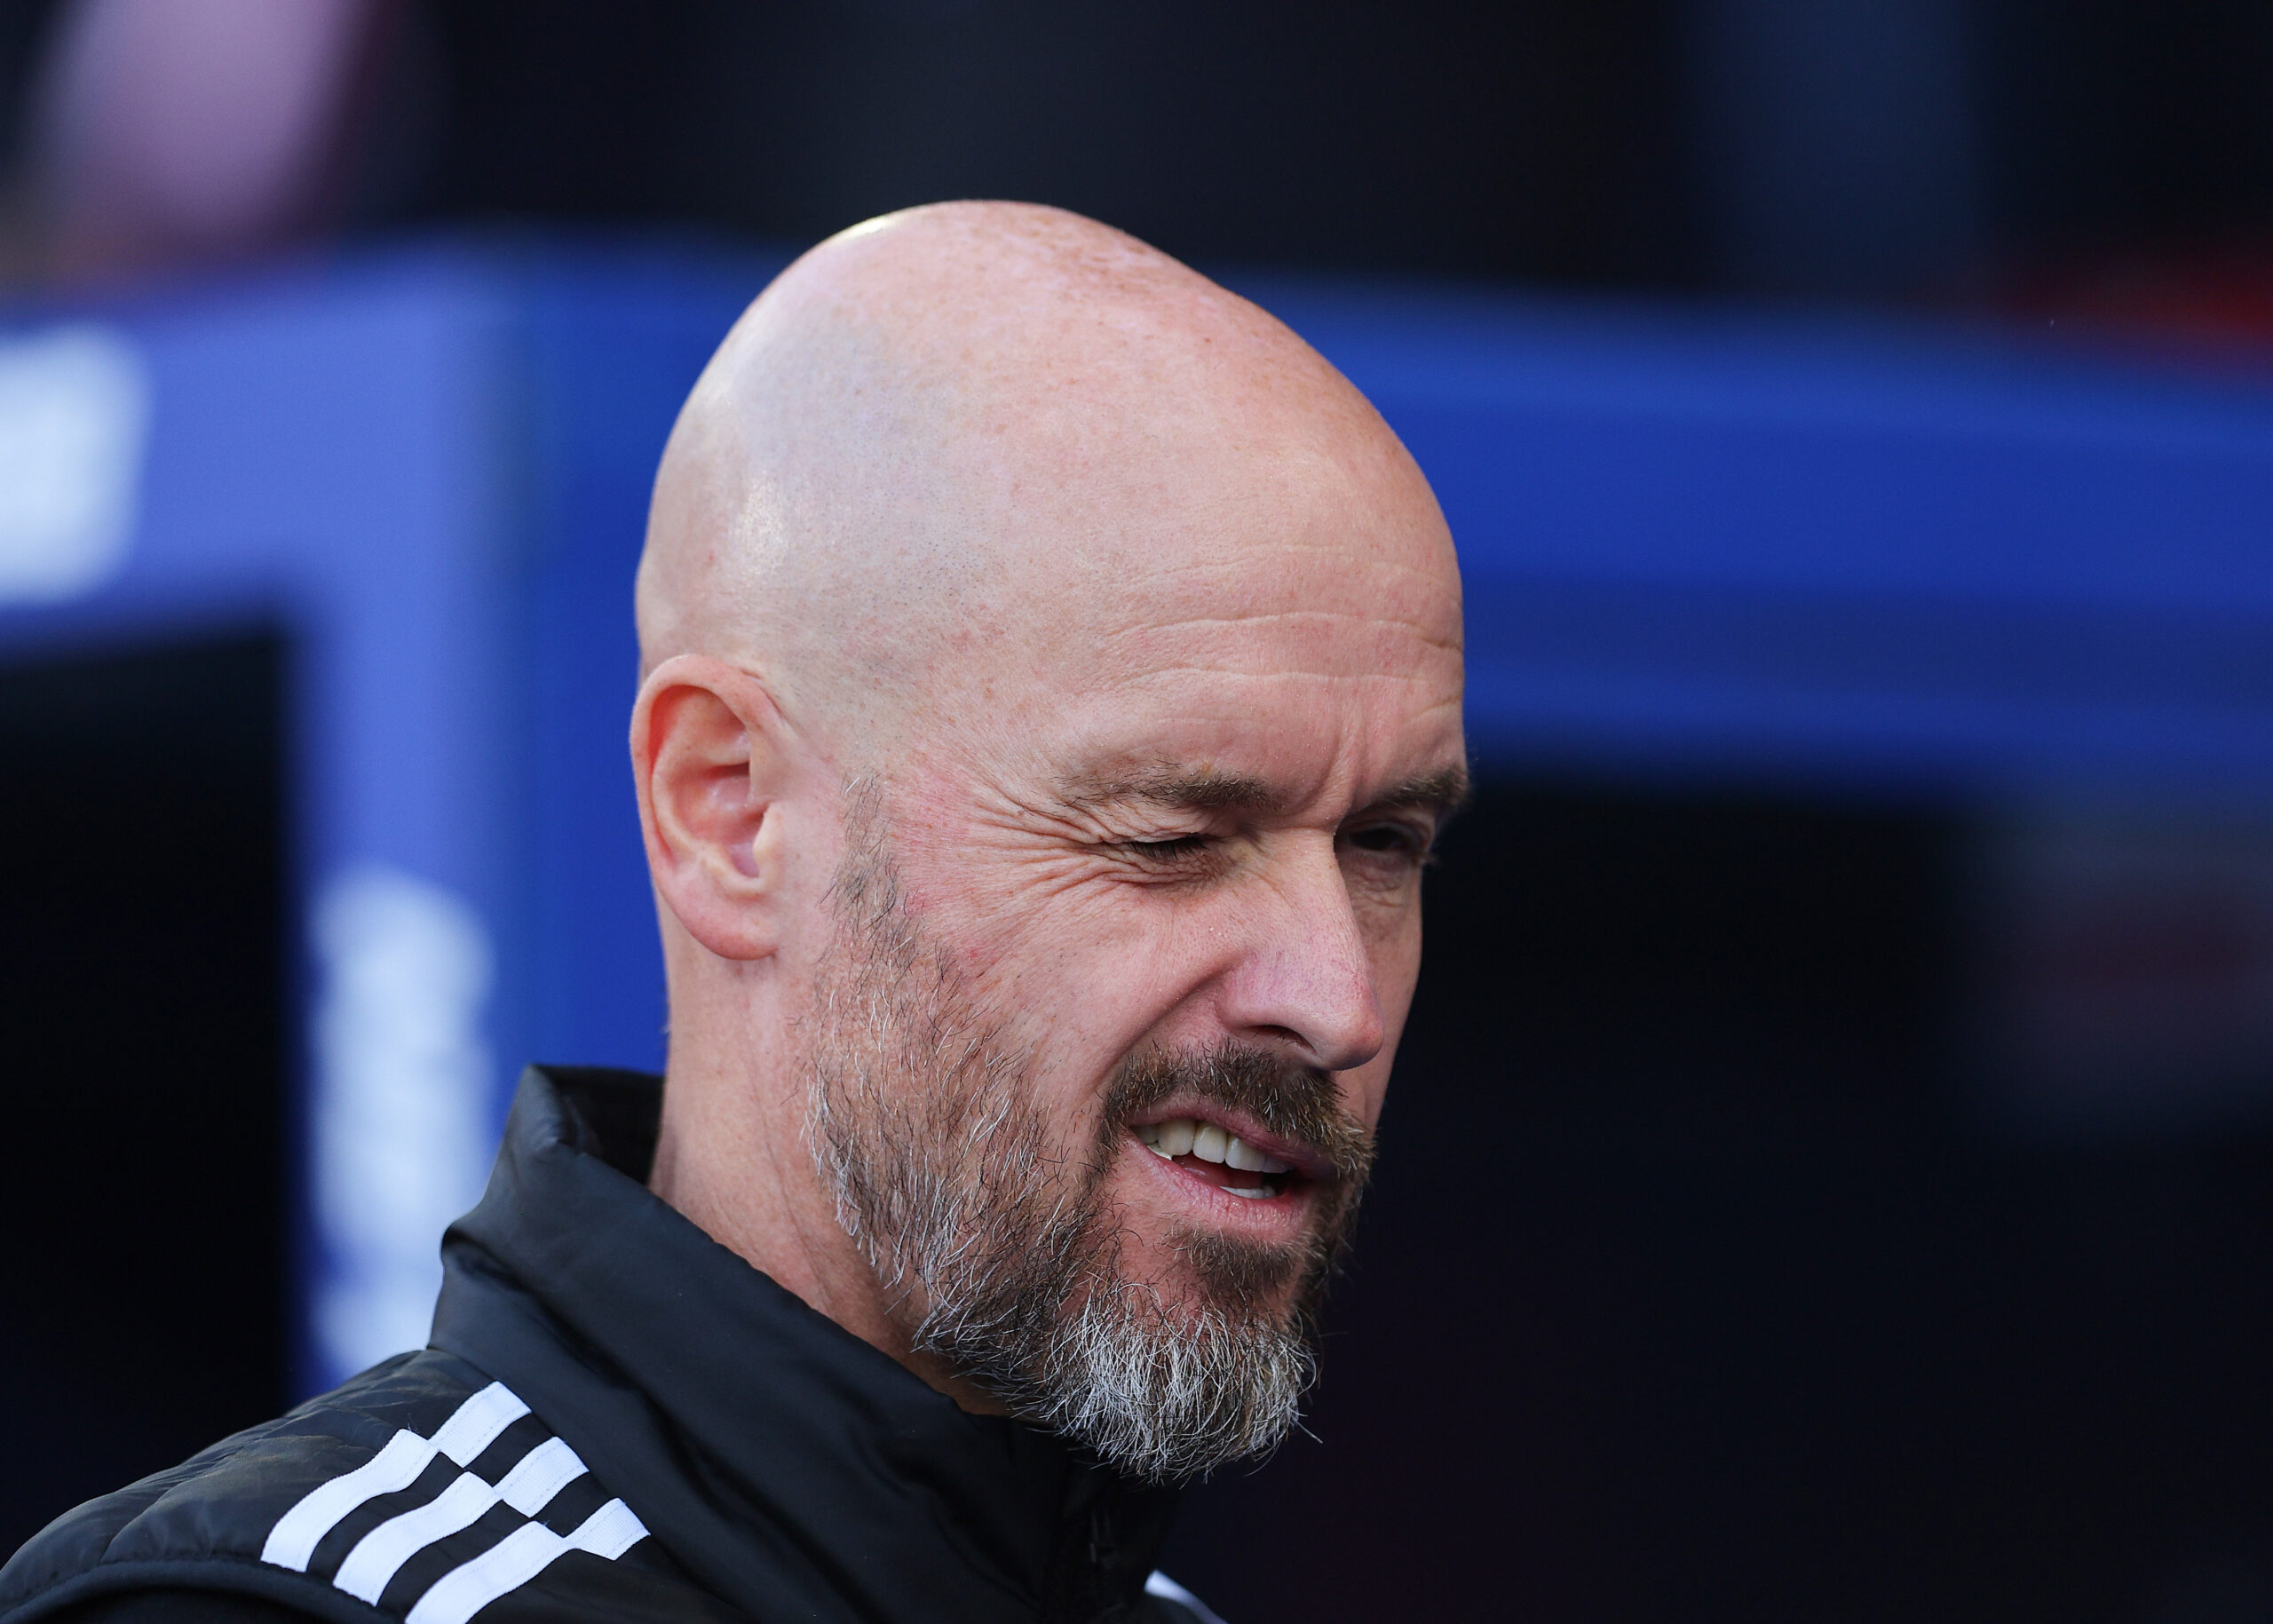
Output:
[802, 796, 1372, 1483]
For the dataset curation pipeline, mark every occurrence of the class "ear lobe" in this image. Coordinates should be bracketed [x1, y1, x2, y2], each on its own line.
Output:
[631, 655, 796, 962]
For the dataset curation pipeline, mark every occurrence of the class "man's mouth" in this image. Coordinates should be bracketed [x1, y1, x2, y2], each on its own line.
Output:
[1133, 1118, 1298, 1200]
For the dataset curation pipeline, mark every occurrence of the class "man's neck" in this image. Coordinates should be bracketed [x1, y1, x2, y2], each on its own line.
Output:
[647, 1050, 1010, 1416]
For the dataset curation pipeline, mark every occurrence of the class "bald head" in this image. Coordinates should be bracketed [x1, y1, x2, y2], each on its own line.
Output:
[638, 201, 1454, 763]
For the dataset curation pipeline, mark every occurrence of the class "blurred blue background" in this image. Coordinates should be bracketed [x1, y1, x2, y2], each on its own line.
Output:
[2, 4, 2272, 1620]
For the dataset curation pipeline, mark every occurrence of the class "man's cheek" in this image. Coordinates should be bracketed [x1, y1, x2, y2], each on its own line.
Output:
[1003, 916, 1174, 1034]
[928, 875, 1119, 1000]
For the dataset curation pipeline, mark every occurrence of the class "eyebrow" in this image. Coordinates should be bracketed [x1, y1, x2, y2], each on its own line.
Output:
[1064, 767, 1280, 814]
[1060, 762, 1473, 823]
[1364, 764, 1473, 824]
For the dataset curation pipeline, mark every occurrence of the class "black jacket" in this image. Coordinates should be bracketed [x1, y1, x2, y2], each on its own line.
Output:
[1, 1066, 1220, 1624]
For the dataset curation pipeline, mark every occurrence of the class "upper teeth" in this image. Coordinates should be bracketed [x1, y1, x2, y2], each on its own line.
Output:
[1136, 1118, 1292, 1176]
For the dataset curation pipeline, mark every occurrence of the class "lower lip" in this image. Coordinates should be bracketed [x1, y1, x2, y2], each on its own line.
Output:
[1125, 1134, 1309, 1217]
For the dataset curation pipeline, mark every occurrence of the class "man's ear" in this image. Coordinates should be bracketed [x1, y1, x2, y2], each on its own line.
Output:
[630, 654, 802, 962]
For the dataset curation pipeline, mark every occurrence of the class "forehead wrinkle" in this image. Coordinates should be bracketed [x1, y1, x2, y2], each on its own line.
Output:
[1132, 535, 1455, 574]
[1092, 608, 1463, 654]
[1066, 536, 1459, 604]
[1089, 663, 1464, 693]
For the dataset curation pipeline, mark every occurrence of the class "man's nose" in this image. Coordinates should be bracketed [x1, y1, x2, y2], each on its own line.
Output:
[1213, 836, 1386, 1073]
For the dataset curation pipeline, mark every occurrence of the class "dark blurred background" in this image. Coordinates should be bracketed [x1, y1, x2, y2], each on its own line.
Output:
[1, 4, 2271, 1621]
[1, 0, 2273, 317]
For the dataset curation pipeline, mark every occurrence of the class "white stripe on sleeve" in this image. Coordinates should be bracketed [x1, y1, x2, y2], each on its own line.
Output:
[334, 1474, 496, 1604]
[330, 1438, 587, 1604]
[496, 1437, 586, 1515]
[258, 1383, 530, 1573]
[405, 1499, 648, 1624]
[427, 1383, 532, 1465]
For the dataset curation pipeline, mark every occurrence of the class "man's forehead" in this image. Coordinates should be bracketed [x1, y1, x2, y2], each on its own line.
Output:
[1016, 513, 1461, 685]
[978, 551, 1467, 824]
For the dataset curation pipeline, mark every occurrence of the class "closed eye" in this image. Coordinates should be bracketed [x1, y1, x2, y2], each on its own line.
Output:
[1341, 823, 1431, 861]
[1116, 834, 1211, 862]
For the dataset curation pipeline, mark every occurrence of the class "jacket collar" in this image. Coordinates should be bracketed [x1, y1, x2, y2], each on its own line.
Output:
[431, 1065, 1180, 1623]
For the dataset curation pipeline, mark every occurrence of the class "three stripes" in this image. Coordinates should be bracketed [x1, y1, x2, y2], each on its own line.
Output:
[260, 1381, 647, 1624]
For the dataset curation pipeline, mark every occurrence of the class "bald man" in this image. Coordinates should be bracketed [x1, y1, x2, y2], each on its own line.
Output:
[3, 202, 1466, 1624]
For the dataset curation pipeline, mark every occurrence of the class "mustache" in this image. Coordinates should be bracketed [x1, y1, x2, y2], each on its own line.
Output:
[1102, 1043, 1375, 1187]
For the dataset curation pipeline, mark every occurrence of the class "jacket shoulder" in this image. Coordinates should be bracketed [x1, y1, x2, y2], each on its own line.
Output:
[2, 1351, 741, 1624]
